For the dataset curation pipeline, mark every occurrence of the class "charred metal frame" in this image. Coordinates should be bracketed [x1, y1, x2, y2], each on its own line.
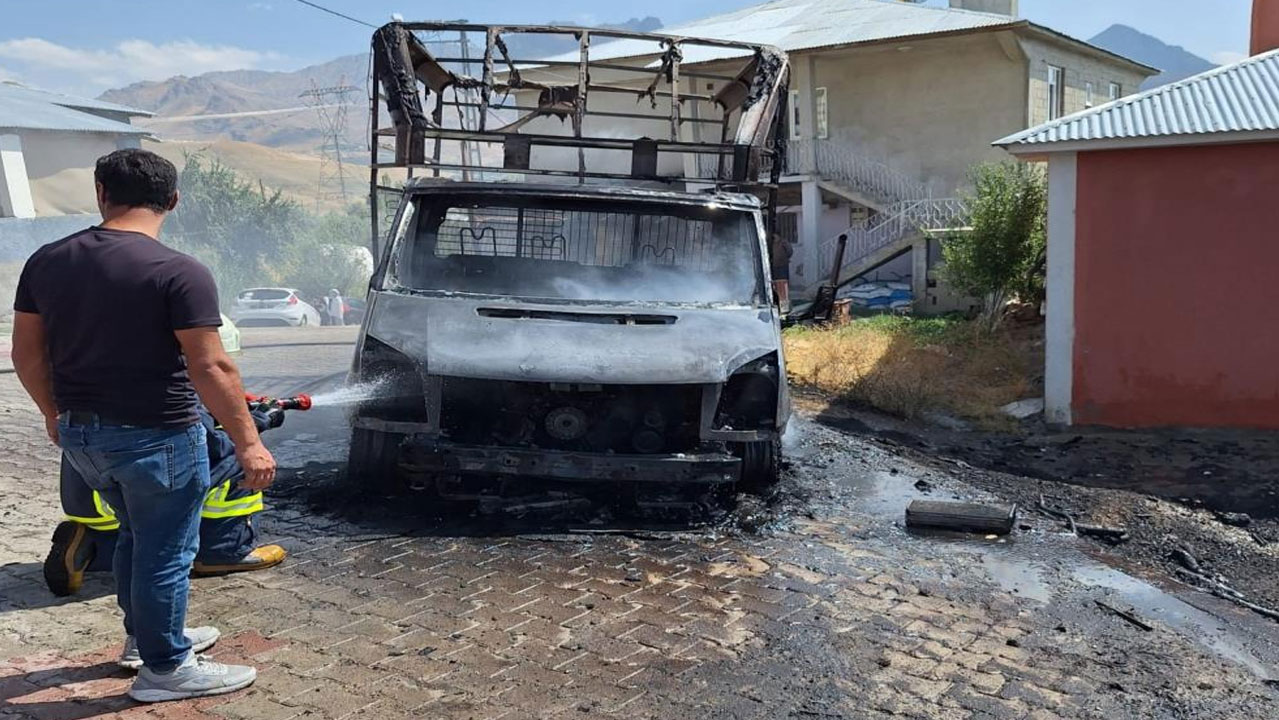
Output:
[400, 444, 740, 485]
[369, 21, 791, 257]
[352, 376, 756, 486]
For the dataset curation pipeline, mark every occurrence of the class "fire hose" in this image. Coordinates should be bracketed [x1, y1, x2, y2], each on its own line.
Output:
[244, 393, 313, 430]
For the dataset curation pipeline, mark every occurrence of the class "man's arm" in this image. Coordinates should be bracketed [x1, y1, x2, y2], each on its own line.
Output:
[176, 327, 276, 490]
[11, 312, 59, 444]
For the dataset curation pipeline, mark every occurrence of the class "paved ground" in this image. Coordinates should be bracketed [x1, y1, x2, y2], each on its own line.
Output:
[1, 326, 1277, 719]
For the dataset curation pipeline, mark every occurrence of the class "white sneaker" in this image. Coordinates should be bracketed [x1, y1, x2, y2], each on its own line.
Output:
[119, 627, 221, 670]
[128, 652, 257, 703]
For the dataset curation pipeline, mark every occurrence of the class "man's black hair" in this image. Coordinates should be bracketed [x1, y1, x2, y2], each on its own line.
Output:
[94, 148, 178, 213]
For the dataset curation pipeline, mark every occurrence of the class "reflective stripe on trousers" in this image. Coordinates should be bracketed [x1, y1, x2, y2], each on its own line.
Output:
[71, 482, 264, 528]
[65, 490, 121, 531]
[200, 481, 265, 519]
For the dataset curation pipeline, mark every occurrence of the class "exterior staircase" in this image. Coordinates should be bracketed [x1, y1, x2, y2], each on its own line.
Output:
[786, 139, 968, 289]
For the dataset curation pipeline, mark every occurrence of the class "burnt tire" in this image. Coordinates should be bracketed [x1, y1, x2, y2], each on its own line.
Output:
[347, 427, 406, 495]
[735, 437, 781, 493]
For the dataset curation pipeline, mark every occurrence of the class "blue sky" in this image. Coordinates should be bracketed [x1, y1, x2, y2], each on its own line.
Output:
[0, 0, 1255, 96]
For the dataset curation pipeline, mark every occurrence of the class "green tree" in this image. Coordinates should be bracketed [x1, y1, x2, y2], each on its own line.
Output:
[165, 154, 373, 308]
[280, 237, 373, 301]
[167, 154, 305, 304]
[287, 201, 374, 299]
[940, 162, 1047, 329]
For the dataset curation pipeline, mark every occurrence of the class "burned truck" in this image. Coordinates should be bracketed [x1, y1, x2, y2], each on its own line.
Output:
[348, 22, 791, 498]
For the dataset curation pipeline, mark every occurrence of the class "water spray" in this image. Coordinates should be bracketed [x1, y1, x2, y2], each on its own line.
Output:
[305, 379, 393, 408]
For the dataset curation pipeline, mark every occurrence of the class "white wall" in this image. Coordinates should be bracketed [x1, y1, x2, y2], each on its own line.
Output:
[1044, 151, 1078, 425]
[1021, 35, 1150, 129]
[809, 32, 1028, 196]
[0, 135, 35, 218]
[17, 130, 132, 216]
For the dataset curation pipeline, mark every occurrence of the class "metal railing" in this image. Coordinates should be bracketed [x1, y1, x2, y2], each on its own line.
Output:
[786, 138, 933, 208]
[815, 197, 969, 284]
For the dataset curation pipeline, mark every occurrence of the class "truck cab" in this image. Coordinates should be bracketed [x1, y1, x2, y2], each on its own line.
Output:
[349, 22, 791, 497]
[349, 181, 788, 493]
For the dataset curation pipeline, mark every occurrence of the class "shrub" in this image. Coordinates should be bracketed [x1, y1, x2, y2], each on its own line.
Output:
[167, 153, 372, 306]
[940, 162, 1047, 329]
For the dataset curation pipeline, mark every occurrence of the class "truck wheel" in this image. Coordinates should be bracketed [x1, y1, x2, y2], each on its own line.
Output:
[347, 427, 406, 494]
[735, 437, 781, 492]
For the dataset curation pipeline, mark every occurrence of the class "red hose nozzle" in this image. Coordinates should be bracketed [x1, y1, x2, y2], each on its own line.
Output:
[276, 394, 312, 412]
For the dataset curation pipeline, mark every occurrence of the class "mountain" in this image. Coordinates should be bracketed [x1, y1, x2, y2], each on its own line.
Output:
[100, 54, 371, 152]
[98, 16, 663, 154]
[1089, 24, 1216, 90]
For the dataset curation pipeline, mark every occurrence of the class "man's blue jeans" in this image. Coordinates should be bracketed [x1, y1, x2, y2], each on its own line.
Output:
[59, 417, 210, 672]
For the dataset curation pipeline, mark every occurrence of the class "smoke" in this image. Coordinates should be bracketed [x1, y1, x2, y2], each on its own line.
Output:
[548, 260, 757, 305]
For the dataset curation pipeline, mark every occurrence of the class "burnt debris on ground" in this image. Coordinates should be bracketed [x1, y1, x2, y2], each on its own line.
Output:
[265, 459, 811, 540]
[805, 392, 1279, 619]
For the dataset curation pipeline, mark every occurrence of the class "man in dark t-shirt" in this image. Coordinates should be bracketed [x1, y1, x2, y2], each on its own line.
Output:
[10, 149, 274, 703]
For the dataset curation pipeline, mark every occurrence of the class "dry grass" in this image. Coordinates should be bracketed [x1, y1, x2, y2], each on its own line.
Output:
[784, 316, 1040, 425]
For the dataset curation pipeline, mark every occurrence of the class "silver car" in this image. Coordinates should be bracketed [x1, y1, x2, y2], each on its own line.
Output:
[230, 288, 321, 328]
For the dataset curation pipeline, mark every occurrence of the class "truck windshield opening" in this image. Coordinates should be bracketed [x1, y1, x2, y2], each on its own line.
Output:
[390, 196, 764, 306]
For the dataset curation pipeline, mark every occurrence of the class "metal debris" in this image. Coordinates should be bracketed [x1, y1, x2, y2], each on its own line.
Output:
[1095, 599, 1155, 632]
[1037, 494, 1130, 544]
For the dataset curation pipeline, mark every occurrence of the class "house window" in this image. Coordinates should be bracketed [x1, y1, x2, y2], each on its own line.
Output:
[1085, 81, 1094, 108]
[1109, 82, 1122, 101]
[815, 87, 829, 140]
[1047, 65, 1065, 120]
[788, 89, 802, 140]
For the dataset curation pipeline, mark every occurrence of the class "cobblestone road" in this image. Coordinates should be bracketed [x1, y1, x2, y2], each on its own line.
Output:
[1, 327, 1276, 719]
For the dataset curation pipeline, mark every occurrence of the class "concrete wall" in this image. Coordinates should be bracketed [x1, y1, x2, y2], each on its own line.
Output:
[1022, 35, 1149, 128]
[510, 29, 1147, 196]
[1072, 141, 1279, 429]
[0, 135, 35, 218]
[810, 32, 1028, 196]
[18, 130, 133, 216]
[0, 214, 97, 319]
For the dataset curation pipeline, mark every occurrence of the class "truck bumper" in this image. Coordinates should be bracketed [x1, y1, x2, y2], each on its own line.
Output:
[401, 441, 741, 485]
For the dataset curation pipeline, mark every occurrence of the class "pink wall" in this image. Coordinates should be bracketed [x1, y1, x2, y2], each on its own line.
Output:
[1073, 141, 1279, 429]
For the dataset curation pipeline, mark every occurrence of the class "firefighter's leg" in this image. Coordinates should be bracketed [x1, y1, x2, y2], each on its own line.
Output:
[45, 454, 118, 596]
[191, 478, 286, 576]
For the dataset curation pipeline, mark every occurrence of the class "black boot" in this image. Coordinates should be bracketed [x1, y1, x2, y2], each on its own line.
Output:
[43, 522, 97, 597]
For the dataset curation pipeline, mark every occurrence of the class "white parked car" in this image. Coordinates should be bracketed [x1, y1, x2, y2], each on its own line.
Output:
[231, 288, 321, 328]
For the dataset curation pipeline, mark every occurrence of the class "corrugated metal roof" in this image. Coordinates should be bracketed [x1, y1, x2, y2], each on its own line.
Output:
[0, 89, 150, 135]
[997, 48, 1279, 149]
[543, 0, 1024, 65]
[0, 82, 153, 117]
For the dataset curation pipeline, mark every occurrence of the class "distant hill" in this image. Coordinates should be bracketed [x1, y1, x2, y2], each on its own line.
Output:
[100, 54, 371, 153]
[98, 16, 663, 154]
[1090, 24, 1216, 90]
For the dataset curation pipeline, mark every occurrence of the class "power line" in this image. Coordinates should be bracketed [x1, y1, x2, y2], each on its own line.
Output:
[291, 0, 376, 28]
[301, 80, 360, 207]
